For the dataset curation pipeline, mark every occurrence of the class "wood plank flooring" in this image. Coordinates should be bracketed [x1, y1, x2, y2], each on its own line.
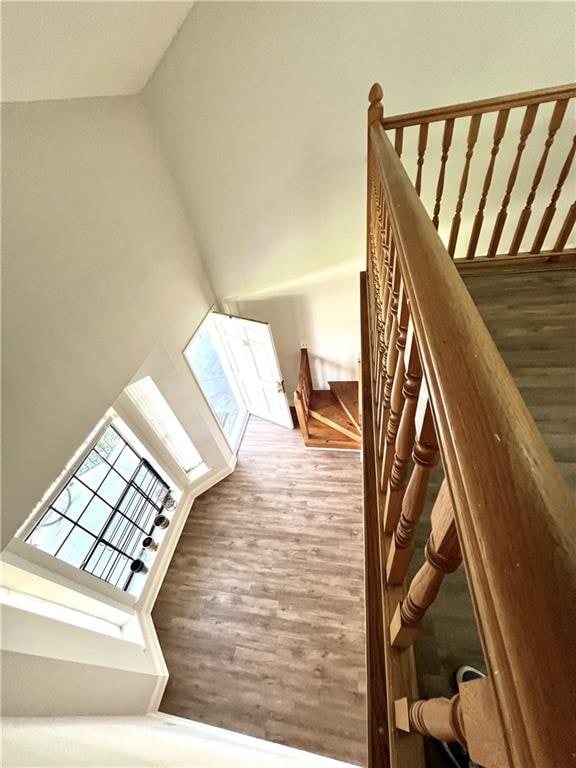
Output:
[153, 269, 574, 768]
[153, 417, 366, 765]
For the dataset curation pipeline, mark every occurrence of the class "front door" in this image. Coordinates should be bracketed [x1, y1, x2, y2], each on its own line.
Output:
[211, 313, 293, 429]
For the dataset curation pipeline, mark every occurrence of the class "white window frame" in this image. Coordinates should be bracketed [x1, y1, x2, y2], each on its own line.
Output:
[12, 405, 189, 608]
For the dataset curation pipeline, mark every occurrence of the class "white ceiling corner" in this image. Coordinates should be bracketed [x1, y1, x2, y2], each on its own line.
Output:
[1, 1, 193, 103]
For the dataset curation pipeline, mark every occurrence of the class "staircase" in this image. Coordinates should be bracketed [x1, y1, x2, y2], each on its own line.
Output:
[363, 82, 576, 768]
[293, 348, 361, 449]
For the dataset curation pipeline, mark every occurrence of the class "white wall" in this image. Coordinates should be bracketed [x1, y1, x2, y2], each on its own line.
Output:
[144, 1, 576, 390]
[1, 713, 357, 768]
[1, 95, 222, 547]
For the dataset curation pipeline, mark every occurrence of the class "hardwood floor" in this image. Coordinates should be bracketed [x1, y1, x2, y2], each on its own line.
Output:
[153, 269, 574, 768]
[153, 417, 366, 765]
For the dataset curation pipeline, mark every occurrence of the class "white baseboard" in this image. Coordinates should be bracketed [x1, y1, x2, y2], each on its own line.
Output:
[148, 712, 358, 767]
[140, 455, 237, 615]
[140, 456, 238, 712]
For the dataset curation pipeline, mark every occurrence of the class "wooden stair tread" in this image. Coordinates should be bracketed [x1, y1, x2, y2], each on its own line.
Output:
[328, 380, 361, 431]
[309, 390, 361, 441]
[306, 416, 360, 449]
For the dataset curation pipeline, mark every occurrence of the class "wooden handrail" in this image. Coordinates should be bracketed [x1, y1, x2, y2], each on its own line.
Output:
[370, 118, 576, 767]
[381, 82, 576, 129]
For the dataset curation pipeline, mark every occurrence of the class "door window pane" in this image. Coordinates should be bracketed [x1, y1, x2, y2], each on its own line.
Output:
[185, 315, 248, 448]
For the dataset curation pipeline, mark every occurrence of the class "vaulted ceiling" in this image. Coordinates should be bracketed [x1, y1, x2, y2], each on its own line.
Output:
[2, 1, 193, 103]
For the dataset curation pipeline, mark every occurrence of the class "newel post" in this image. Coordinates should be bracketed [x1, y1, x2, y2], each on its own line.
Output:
[368, 83, 384, 126]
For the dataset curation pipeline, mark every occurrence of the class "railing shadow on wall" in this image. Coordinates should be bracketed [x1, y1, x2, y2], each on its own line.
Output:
[361, 82, 576, 768]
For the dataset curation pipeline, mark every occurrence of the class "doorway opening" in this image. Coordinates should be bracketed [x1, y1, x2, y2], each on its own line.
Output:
[184, 310, 293, 451]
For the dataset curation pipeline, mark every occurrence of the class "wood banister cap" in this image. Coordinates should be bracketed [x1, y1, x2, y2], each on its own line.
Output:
[368, 83, 384, 124]
[369, 83, 383, 105]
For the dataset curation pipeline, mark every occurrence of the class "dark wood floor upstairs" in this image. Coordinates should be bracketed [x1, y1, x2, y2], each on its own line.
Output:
[465, 268, 576, 490]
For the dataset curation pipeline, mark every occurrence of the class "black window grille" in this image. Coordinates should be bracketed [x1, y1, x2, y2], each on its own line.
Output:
[26, 425, 171, 591]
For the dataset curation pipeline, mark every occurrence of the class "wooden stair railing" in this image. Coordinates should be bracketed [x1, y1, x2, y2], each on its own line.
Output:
[294, 347, 361, 449]
[380, 82, 576, 267]
[363, 83, 576, 768]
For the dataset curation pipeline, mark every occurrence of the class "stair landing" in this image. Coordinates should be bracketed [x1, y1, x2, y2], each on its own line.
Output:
[328, 381, 361, 431]
[309, 390, 360, 441]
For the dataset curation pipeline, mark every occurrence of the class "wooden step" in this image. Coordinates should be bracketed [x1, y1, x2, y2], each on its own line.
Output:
[305, 416, 361, 450]
[328, 380, 361, 432]
[309, 390, 361, 441]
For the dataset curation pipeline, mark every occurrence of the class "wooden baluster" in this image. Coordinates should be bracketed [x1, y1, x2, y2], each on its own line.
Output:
[487, 104, 539, 257]
[531, 135, 576, 253]
[509, 99, 569, 254]
[553, 200, 576, 251]
[380, 284, 410, 493]
[383, 319, 422, 533]
[447, 114, 482, 257]
[390, 480, 461, 648]
[386, 391, 439, 584]
[414, 123, 429, 196]
[395, 694, 465, 747]
[432, 119, 455, 229]
[376, 235, 393, 438]
[466, 109, 510, 259]
[374, 189, 387, 381]
[378, 248, 400, 459]
[375, 223, 389, 430]
[395, 127, 404, 158]
[397, 679, 512, 768]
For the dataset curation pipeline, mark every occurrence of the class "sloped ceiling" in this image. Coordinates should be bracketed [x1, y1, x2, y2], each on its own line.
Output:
[2, 1, 193, 103]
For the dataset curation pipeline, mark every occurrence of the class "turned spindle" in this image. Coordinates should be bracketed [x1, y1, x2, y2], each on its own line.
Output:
[466, 108, 510, 259]
[487, 104, 538, 257]
[415, 123, 429, 196]
[380, 283, 409, 493]
[383, 320, 423, 534]
[386, 392, 439, 585]
[531, 135, 576, 253]
[390, 480, 461, 648]
[432, 119, 455, 230]
[553, 200, 576, 251]
[448, 114, 482, 257]
[378, 255, 401, 459]
[394, 127, 404, 158]
[395, 694, 466, 747]
[510, 99, 568, 254]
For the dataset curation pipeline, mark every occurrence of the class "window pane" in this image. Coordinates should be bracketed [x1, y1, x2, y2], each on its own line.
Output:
[114, 445, 139, 480]
[185, 318, 248, 447]
[52, 478, 92, 521]
[27, 511, 73, 555]
[95, 426, 124, 465]
[84, 542, 115, 579]
[57, 528, 96, 568]
[125, 377, 203, 473]
[85, 543, 131, 588]
[77, 451, 109, 491]
[98, 469, 127, 507]
[78, 496, 112, 535]
[105, 512, 142, 555]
